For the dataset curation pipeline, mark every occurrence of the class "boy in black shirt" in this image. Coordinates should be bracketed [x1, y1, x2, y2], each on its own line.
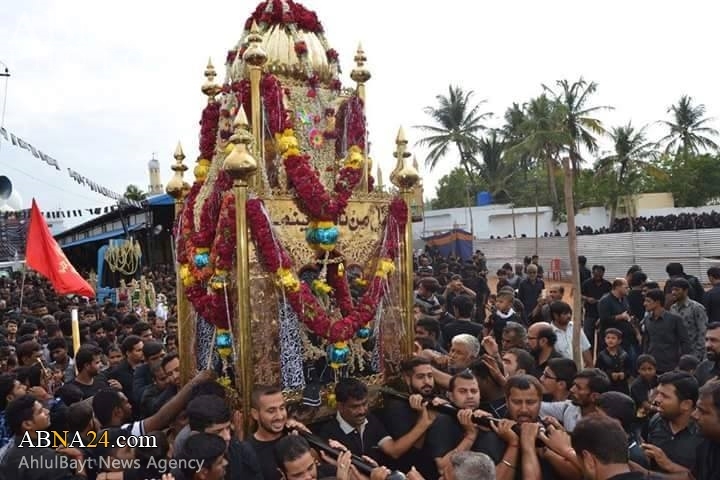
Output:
[630, 354, 658, 436]
[595, 328, 632, 395]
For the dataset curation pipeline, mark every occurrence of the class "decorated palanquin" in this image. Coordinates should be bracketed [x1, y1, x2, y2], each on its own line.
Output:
[167, 0, 421, 420]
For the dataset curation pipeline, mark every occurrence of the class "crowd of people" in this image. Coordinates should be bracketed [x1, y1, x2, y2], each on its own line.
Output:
[0, 251, 718, 479]
[577, 211, 720, 235]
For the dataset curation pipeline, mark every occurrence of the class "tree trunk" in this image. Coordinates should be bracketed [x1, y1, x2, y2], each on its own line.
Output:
[546, 155, 560, 216]
[562, 157, 584, 369]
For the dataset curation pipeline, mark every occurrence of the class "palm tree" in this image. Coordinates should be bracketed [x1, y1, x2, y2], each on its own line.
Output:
[415, 85, 492, 178]
[659, 95, 719, 156]
[596, 123, 658, 224]
[124, 184, 147, 201]
[501, 103, 533, 177]
[509, 94, 571, 214]
[476, 130, 513, 203]
[543, 78, 611, 172]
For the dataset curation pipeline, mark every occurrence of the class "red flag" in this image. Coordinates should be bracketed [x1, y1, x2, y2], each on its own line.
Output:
[26, 199, 94, 298]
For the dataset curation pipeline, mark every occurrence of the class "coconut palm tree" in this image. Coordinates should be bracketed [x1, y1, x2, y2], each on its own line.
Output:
[596, 123, 658, 224]
[659, 95, 719, 155]
[543, 78, 611, 172]
[123, 184, 147, 201]
[476, 130, 513, 203]
[502, 102, 534, 177]
[415, 85, 492, 177]
[509, 94, 571, 215]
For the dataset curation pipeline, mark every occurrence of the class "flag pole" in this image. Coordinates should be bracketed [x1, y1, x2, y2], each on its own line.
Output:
[18, 269, 26, 311]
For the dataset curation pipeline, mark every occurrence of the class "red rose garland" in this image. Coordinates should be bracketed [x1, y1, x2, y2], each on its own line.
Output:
[246, 196, 408, 342]
[245, 0, 324, 34]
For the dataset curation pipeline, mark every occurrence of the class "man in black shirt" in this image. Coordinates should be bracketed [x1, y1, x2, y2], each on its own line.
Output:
[691, 380, 720, 480]
[380, 358, 439, 478]
[643, 289, 690, 374]
[518, 265, 544, 324]
[696, 323, 720, 387]
[633, 379, 720, 480]
[704, 267, 720, 323]
[69, 344, 111, 399]
[443, 295, 483, 349]
[645, 372, 702, 473]
[527, 322, 563, 376]
[0, 395, 86, 479]
[245, 385, 311, 480]
[425, 371, 506, 474]
[318, 377, 415, 466]
[597, 278, 634, 354]
[105, 335, 144, 415]
[578, 256, 591, 286]
[570, 415, 646, 480]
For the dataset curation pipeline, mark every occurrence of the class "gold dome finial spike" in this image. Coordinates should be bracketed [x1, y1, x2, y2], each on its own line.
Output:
[167, 142, 190, 200]
[243, 20, 268, 190]
[201, 58, 222, 101]
[390, 126, 419, 191]
[223, 109, 258, 183]
[243, 21, 268, 68]
[350, 43, 371, 103]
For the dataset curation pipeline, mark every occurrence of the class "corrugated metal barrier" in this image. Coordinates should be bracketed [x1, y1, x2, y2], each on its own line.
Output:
[473, 228, 720, 283]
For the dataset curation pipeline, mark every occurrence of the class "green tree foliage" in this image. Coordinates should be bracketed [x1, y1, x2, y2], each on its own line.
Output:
[423, 84, 719, 214]
[652, 154, 720, 207]
[123, 184, 147, 201]
[430, 167, 484, 209]
[415, 85, 491, 177]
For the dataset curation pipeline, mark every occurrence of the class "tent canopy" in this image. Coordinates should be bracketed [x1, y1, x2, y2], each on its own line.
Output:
[422, 229, 474, 261]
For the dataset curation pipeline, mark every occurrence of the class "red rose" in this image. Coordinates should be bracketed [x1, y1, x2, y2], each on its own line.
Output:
[294, 41, 308, 56]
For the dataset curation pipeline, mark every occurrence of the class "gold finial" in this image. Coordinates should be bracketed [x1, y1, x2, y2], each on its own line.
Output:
[167, 142, 190, 199]
[396, 127, 407, 145]
[223, 110, 258, 182]
[390, 127, 409, 182]
[201, 58, 222, 100]
[243, 21, 268, 68]
[412, 155, 423, 187]
[390, 126, 419, 191]
[350, 43, 371, 102]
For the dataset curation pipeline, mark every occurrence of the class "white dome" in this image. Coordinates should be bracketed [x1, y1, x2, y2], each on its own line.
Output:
[148, 158, 160, 169]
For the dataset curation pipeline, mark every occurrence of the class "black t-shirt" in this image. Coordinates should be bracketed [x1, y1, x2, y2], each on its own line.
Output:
[536, 350, 564, 377]
[693, 439, 720, 480]
[581, 278, 612, 319]
[647, 414, 703, 471]
[247, 436, 281, 480]
[69, 377, 109, 399]
[442, 320, 483, 348]
[425, 413, 506, 465]
[379, 398, 438, 479]
[695, 360, 720, 387]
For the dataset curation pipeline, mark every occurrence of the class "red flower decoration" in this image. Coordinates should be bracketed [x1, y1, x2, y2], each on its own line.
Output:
[246, 0, 324, 34]
[326, 49, 339, 62]
[294, 41, 308, 56]
[246, 196, 407, 342]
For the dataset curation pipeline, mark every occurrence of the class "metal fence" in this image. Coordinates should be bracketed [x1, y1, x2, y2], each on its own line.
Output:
[474, 228, 720, 283]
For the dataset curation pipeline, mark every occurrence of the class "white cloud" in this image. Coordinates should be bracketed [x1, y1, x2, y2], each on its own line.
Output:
[0, 0, 717, 229]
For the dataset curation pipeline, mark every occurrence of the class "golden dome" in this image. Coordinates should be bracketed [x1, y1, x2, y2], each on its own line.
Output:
[230, 0, 340, 84]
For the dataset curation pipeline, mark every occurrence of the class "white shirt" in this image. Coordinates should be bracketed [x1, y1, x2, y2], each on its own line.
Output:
[552, 321, 590, 365]
[540, 401, 582, 432]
